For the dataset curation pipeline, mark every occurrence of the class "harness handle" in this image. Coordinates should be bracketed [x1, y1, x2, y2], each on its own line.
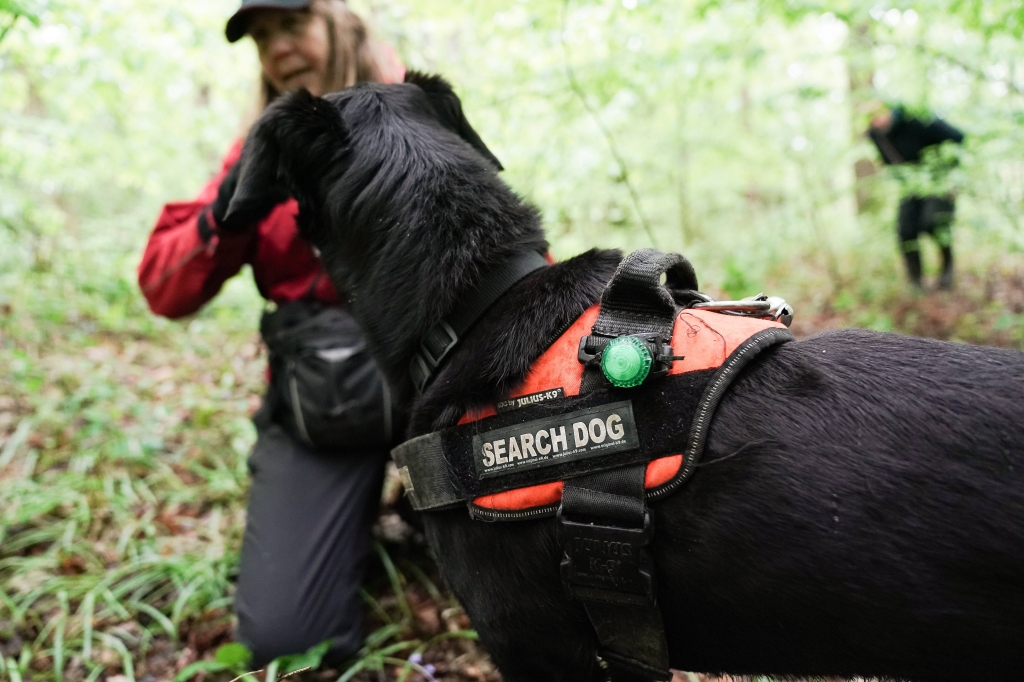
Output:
[580, 249, 696, 394]
[591, 248, 698, 338]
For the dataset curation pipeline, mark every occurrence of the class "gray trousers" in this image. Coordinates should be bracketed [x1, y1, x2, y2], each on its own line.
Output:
[234, 418, 388, 667]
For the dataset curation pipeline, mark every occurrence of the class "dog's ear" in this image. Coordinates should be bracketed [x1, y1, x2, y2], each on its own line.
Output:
[226, 89, 347, 223]
[404, 70, 504, 171]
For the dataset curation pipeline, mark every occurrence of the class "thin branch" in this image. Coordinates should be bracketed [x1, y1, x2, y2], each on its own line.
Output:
[560, 0, 658, 247]
[227, 671, 263, 682]
[226, 665, 312, 682]
[916, 43, 1024, 98]
[0, 13, 20, 47]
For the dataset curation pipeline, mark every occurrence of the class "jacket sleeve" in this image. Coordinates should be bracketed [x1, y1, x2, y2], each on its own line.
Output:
[924, 118, 965, 146]
[867, 127, 896, 165]
[138, 141, 258, 318]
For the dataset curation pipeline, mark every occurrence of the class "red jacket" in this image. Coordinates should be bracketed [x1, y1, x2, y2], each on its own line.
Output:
[139, 140, 338, 317]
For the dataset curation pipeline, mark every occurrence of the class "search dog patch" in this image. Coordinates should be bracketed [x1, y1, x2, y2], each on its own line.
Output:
[473, 401, 639, 479]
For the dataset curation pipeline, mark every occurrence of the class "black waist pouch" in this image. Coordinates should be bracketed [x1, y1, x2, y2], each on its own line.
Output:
[261, 301, 393, 453]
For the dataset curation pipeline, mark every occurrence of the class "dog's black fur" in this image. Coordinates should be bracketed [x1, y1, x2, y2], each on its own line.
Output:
[228, 74, 1024, 681]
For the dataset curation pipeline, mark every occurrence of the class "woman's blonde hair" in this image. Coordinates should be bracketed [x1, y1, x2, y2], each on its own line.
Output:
[257, 0, 386, 111]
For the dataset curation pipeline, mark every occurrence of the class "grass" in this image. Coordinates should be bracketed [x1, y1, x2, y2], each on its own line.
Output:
[1, 220, 1023, 682]
[0, 233, 490, 681]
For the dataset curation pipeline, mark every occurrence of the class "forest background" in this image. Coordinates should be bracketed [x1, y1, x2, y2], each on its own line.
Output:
[3, 0, 1024, 680]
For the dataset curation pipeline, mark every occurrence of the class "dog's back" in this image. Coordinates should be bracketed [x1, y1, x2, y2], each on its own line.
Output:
[655, 329, 1024, 680]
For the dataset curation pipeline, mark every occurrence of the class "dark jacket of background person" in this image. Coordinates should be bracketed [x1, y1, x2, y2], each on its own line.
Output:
[868, 107, 964, 166]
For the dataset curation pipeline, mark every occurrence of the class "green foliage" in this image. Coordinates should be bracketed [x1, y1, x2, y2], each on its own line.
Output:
[173, 642, 254, 681]
[267, 639, 331, 678]
[720, 257, 753, 300]
[0, 0, 43, 23]
[4, 0, 1024, 680]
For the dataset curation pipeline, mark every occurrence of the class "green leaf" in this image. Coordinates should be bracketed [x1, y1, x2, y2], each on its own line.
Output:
[173, 660, 229, 682]
[0, 0, 42, 23]
[215, 642, 253, 667]
[271, 639, 332, 675]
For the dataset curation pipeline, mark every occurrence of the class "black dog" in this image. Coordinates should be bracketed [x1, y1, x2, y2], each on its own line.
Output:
[227, 74, 1024, 681]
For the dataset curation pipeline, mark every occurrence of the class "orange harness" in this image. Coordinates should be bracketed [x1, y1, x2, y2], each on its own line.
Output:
[391, 249, 794, 519]
[390, 249, 794, 682]
[458, 306, 788, 513]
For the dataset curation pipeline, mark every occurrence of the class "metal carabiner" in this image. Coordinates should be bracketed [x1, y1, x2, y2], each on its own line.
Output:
[765, 296, 794, 327]
[689, 292, 794, 328]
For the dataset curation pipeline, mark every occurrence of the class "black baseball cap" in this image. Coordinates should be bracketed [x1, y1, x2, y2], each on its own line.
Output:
[225, 0, 313, 43]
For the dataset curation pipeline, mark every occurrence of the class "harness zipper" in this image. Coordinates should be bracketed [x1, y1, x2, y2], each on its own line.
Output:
[469, 502, 559, 522]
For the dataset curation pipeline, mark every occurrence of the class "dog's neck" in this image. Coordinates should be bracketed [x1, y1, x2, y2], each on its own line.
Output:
[407, 248, 622, 433]
[316, 191, 621, 435]
[313, 171, 544, 391]
[300, 91, 624, 435]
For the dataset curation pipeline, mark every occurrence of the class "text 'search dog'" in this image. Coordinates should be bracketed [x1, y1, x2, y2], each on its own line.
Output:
[226, 72, 1024, 682]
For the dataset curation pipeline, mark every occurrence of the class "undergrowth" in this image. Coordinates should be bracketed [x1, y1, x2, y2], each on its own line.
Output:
[0, 234, 491, 682]
[1, 222, 1023, 682]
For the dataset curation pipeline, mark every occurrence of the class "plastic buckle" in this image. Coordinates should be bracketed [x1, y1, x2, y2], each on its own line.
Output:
[411, 321, 460, 393]
[634, 333, 679, 379]
[577, 335, 607, 365]
[410, 354, 431, 393]
[420, 320, 459, 368]
[557, 507, 656, 605]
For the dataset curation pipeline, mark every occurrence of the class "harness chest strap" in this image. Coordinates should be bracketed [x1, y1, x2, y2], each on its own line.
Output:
[391, 309, 792, 516]
[558, 249, 696, 682]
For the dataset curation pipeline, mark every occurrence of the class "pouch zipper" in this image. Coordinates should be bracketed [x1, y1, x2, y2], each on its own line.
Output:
[288, 360, 316, 448]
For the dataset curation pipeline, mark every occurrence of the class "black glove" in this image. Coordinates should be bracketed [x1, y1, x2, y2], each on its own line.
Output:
[205, 161, 290, 233]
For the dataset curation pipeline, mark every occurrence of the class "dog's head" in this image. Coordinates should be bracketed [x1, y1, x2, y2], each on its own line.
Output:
[227, 72, 546, 390]
[226, 71, 503, 255]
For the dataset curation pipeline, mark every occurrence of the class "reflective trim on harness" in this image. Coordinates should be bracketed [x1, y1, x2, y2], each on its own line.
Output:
[390, 325, 793, 515]
[461, 307, 789, 513]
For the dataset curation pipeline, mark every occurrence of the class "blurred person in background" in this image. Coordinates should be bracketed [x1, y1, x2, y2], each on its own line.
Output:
[138, 0, 405, 668]
[868, 103, 965, 290]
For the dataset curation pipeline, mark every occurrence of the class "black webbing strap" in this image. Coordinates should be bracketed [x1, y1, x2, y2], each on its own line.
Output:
[411, 250, 549, 393]
[560, 249, 679, 681]
[593, 248, 697, 336]
[560, 466, 669, 681]
[579, 249, 698, 393]
[391, 431, 461, 511]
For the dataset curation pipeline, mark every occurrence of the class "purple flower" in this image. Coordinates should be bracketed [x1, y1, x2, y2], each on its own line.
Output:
[407, 652, 437, 681]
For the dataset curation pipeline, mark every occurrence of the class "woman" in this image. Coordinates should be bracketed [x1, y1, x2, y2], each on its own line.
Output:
[138, 0, 405, 667]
